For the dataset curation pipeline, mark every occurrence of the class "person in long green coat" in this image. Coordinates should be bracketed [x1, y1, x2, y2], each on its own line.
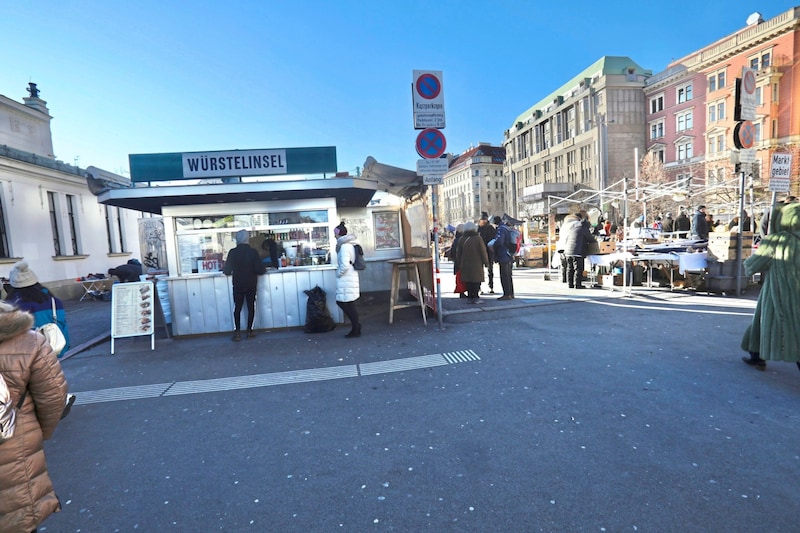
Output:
[741, 202, 800, 370]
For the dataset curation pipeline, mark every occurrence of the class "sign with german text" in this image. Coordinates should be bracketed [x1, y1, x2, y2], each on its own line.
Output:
[111, 281, 156, 354]
[416, 158, 449, 176]
[769, 152, 792, 193]
[412, 70, 445, 129]
[739, 67, 757, 121]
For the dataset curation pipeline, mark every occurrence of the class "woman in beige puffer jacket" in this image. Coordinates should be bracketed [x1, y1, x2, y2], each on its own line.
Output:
[0, 300, 68, 533]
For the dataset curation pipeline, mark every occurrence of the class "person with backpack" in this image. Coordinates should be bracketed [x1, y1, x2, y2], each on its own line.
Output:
[491, 216, 515, 300]
[334, 222, 362, 338]
[0, 300, 69, 532]
[7, 261, 71, 357]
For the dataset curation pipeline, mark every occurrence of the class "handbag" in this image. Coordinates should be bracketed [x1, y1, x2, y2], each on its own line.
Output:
[454, 270, 467, 294]
[36, 298, 67, 356]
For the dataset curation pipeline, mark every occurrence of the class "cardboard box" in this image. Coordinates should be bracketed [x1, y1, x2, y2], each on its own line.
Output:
[598, 241, 616, 254]
[601, 274, 623, 287]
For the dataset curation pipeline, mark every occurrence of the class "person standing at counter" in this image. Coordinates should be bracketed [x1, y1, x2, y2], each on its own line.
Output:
[334, 222, 362, 338]
[223, 230, 266, 341]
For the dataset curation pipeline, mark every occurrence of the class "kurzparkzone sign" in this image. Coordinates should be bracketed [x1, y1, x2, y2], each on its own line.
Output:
[129, 146, 338, 183]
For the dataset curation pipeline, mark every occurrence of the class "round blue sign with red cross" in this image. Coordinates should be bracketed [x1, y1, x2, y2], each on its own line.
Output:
[416, 128, 447, 159]
[734, 120, 756, 149]
[416, 73, 441, 100]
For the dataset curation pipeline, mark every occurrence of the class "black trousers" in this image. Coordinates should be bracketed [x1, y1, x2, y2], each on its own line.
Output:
[566, 256, 585, 288]
[498, 262, 514, 296]
[486, 248, 495, 289]
[233, 289, 256, 331]
[337, 300, 360, 329]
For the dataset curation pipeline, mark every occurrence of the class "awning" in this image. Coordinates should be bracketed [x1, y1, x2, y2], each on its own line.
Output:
[92, 177, 380, 215]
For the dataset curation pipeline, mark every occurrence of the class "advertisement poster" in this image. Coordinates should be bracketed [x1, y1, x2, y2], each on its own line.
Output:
[373, 211, 401, 250]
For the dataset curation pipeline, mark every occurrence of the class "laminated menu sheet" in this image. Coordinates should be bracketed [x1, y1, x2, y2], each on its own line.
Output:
[110, 281, 155, 354]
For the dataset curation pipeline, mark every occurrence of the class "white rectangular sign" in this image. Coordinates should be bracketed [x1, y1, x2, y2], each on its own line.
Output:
[416, 158, 449, 176]
[423, 175, 444, 185]
[412, 70, 445, 129]
[739, 67, 757, 122]
[182, 149, 288, 179]
[769, 152, 793, 192]
[738, 149, 756, 163]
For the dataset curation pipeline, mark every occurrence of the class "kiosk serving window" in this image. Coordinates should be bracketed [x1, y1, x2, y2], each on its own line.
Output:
[174, 209, 332, 275]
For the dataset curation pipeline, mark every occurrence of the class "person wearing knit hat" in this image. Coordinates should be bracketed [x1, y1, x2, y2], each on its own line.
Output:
[9, 260, 39, 289]
[222, 230, 267, 341]
[7, 261, 71, 356]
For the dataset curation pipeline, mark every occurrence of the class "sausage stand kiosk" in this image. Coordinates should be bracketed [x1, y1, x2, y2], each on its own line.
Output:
[92, 146, 422, 336]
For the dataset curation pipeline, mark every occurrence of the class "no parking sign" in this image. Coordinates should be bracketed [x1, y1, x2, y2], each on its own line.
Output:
[412, 70, 445, 129]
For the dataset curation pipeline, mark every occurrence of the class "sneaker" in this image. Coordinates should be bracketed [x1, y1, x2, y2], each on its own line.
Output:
[498, 295, 513, 301]
[247, 330, 256, 339]
[232, 332, 241, 342]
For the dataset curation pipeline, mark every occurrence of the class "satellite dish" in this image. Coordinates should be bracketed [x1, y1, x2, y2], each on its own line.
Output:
[746, 12, 763, 25]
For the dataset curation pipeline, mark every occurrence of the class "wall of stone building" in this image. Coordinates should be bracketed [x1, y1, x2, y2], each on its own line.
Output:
[0, 90, 142, 300]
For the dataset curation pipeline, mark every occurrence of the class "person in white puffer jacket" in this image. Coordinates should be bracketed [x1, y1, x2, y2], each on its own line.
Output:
[334, 222, 361, 338]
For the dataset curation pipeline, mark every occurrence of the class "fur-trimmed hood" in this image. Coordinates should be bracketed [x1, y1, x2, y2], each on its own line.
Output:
[0, 301, 34, 343]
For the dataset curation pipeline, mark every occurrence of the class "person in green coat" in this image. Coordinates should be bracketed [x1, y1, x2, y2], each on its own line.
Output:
[741, 202, 800, 370]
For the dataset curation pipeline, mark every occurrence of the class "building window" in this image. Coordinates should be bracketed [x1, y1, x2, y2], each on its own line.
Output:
[66, 194, 79, 255]
[708, 138, 715, 155]
[708, 70, 725, 92]
[650, 120, 664, 139]
[655, 149, 664, 163]
[717, 101, 725, 120]
[47, 192, 62, 256]
[761, 52, 771, 68]
[0, 194, 9, 258]
[709, 105, 716, 123]
[754, 122, 761, 141]
[755, 86, 762, 106]
[677, 84, 693, 103]
[677, 111, 693, 131]
[749, 57, 759, 69]
[650, 94, 664, 113]
[105, 206, 127, 254]
[717, 135, 725, 152]
[677, 142, 693, 160]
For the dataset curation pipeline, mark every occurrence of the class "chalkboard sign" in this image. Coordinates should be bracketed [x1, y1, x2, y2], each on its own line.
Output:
[111, 281, 156, 354]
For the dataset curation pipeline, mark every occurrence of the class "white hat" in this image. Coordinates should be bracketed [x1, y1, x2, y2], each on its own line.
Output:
[9, 261, 39, 288]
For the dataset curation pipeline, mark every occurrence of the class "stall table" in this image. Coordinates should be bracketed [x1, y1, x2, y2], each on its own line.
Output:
[388, 258, 430, 325]
[587, 251, 707, 290]
[78, 278, 115, 301]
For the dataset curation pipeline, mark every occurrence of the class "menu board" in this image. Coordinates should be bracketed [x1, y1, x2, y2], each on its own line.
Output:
[111, 282, 155, 352]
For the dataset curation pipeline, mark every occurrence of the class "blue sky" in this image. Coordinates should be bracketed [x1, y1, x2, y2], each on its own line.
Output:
[1, 1, 794, 177]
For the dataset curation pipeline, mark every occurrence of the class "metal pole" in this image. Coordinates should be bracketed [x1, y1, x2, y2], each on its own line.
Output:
[735, 167, 746, 296]
[431, 184, 445, 330]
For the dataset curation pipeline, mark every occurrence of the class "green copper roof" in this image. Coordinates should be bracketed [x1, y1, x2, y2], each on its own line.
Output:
[511, 56, 651, 127]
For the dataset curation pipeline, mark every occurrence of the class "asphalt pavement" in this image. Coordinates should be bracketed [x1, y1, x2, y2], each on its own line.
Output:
[42, 265, 800, 532]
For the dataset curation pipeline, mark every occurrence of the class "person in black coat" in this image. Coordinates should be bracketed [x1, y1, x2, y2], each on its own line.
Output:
[223, 229, 267, 340]
[477, 213, 496, 294]
[108, 259, 143, 282]
[563, 212, 595, 289]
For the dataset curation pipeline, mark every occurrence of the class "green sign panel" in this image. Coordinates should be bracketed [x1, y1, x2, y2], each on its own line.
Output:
[129, 146, 338, 183]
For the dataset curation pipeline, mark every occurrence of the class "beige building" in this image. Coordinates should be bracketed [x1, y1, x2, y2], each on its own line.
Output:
[503, 57, 651, 224]
[0, 83, 142, 298]
[437, 143, 506, 227]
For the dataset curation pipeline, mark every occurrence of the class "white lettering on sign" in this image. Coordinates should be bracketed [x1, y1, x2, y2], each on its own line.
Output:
[182, 149, 288, 179]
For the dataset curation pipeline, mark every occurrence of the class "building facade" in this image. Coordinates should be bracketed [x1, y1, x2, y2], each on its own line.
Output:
[0, 83, 143, 298]
[438, 143, 506, 227]
[646, 7, 800, 212]
[503, 57, 650, 223]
